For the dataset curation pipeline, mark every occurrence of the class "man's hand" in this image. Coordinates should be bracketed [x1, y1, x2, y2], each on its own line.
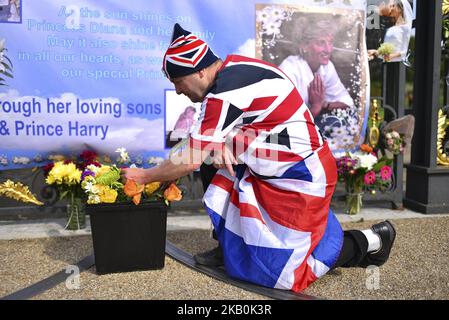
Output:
[120, 167, 149, 185]
[211, 146, 238, 176]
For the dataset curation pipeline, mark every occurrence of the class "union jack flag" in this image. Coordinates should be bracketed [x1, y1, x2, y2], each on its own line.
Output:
[190, 55, 343, 292]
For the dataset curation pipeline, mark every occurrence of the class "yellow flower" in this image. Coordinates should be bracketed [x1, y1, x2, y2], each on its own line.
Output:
[45, 174, 56, 185]
[444, 0, 449, 15]
[46, 161, 82, 185]
[96, 165, 111, 177]
[145, 182, 161, 196]
[98, 185, 118, 203]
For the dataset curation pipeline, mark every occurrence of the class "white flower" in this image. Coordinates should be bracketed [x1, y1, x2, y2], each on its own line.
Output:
[13, 156, 31, 165]
[0, 155, 8, 166]
[392, 131, 400, 139]
[386, 133, 392, 139]
[331, 127, 345, 138]
[348, 125, 359, 136]
[148, 157, 164, 165]
[263, 20, 282, 36]
[256, 9, 273, 24]
[340, 135, 353, 146]
[352, 152, 378, 170]
[115, 147, 130, 163]
[83, 181, 96, 193]
[88, 194, 100, 204]
[327, 139, 338, 148]
[91, 185, 100, 195]
[264, 6, 286, 21]
[86, 164, 99, 174]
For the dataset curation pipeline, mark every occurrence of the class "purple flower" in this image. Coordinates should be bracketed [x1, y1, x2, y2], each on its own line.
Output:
[81, 170, 95, 181]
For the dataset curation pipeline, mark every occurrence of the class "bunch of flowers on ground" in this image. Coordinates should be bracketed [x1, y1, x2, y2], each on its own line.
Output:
[336, 144, 393, 214]
[337, 144, 393, 194]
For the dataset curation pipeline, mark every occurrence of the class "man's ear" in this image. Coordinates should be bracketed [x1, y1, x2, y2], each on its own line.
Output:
[197, 68, 206, 79]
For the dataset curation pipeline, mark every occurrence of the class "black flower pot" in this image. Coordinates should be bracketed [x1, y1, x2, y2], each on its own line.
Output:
[88, 201, 167, 274]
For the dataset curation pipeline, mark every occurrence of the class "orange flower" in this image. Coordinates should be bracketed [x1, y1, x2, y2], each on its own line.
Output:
[132, 192, 142, 205]
[124, 179, 144, 205]
[360, 144, 373, 153]
[163, 183, 182, 202]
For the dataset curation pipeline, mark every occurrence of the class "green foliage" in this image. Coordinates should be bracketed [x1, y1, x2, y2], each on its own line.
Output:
[95, 167, 121, 185]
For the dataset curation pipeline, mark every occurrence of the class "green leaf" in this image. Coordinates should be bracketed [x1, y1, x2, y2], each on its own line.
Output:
[59, 190, 69, 200]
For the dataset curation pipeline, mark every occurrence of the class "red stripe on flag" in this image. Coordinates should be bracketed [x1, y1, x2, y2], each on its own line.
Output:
[226, 55, 280, 69]
[239, 202, 265, 225]
[192, 45, 208, 65]
[210, 173, 234, 193]
[292, 263, 319, 292]
[200, 98, 223, 136]
[167, 39, 205, 55]
[170, 44, 207, 66]
[303, 110, 321, 151]
[251, 89, 303, 132]
[231, 126, 262, 156]
[241, 96, 278, 113]
[253, 148, 303, 162]
[245, 175, 328, 232]
[189, 137, 223, 152]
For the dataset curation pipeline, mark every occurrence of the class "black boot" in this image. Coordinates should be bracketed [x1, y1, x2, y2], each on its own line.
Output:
[194, 246, 224, 267]
[360, 220, 396, 267]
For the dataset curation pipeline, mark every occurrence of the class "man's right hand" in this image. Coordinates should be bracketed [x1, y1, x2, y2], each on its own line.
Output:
[211, 146, 238, 177]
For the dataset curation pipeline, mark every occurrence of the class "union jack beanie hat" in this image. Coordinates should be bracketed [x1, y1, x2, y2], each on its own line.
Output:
[162, 23, 219, 79]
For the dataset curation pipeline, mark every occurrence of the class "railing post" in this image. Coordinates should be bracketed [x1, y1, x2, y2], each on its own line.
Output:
[404, 0, 449, 213]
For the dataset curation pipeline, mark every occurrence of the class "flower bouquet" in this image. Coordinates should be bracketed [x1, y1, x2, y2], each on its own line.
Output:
[1, 148, 182, 230]
[337, 144, 393, 214]
[377, 42, 395, 62]
[381, 129, 406, 156]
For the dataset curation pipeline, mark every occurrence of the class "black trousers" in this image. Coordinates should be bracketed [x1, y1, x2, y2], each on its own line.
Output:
[199, 163, 369, 268]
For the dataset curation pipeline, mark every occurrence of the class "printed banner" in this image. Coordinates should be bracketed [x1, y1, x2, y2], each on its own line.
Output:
[0, 0, 368, 170]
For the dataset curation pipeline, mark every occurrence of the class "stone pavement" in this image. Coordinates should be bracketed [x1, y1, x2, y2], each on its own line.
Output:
[1, 207, 448, 300]
[0, 207, 447, 241]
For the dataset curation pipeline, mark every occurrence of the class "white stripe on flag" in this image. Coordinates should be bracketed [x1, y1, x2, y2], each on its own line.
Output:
[307, 255, 330, 278]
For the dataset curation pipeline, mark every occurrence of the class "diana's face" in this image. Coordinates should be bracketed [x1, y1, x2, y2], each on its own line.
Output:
[303, 35, 334, 67]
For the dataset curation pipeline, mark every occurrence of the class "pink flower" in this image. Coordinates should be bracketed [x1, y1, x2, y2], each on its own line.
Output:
[364, 171, 376, 185]
[380, 165, 392, 181]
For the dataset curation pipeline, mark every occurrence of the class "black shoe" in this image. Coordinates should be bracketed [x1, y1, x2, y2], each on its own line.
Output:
[194, 246, 224, 267]
[360, 220, 396, 267]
